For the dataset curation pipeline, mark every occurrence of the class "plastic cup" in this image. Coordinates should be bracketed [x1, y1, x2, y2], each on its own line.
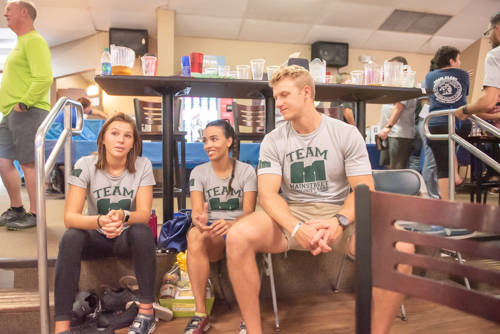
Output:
[228, 71, 238, 79]
[350, 70, 364, 85]
[236, 65, 250, 79]
[250, 59, 265, 80]
[325, 75, 333, 83]
[205, 67, 218, 74]
[141, 56, 157, 76]
[266, 66, 280, 81]
[218, 65, 230, 77]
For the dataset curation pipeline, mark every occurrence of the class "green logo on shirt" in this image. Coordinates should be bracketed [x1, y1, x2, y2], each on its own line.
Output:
[97, 198, 131, 214]
[209, 198, 239, 210]
[258, 160, 271, 169]
[290, 160, 326, 183]
[71, 169, 82, 177]
[190, 179, 195, 186]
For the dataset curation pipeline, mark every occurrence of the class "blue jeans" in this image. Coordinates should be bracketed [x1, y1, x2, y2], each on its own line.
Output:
[418, 120, 440, 199]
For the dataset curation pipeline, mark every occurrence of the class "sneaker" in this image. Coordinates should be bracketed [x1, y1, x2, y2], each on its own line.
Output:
[45, 187, 61, 195]
[98, 302, 139, 329]
[127, 313, 156, 334]
[236, 319, 247, 334]
[70, 321, 114, 334]
[0, 207, 26, 227]
[126, 301, 173, 322]
[6, 212, 36, 230]
[184, 315, 210, 334]
[120, 275, 139, 292]
[101, 287, 139, 311]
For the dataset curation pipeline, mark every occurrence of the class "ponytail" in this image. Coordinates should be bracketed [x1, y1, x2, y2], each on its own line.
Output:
[205, 119, 238, 197]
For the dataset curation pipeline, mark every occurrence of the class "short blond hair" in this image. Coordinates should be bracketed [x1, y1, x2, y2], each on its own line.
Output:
[269, 65, 315, 101]
[7, 1, 36, 21]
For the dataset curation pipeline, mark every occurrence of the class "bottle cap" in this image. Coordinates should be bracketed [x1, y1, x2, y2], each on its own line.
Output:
[151, 208, 156, 214]
[104, 47, 109, 52]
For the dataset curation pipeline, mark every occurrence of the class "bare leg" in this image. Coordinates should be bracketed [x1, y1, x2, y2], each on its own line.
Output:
[226, 212, 288, 334]
[20, 162, 36, 213]
[55, 321, 70, 333]
[348, 233, 414, 334]
[438, 178, 450, 201]
[0, 158, 23, 208]
[186, 227, 225, 313]
[454, 154, 463, 185]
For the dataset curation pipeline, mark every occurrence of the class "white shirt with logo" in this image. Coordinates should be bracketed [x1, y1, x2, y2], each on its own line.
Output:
[258, 114, 372, 205]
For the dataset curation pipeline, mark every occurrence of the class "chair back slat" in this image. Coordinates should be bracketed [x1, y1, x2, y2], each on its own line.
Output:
[355, 185, 500, 333]
[232, 102, 266, 140]
[316, 106, 343, 120]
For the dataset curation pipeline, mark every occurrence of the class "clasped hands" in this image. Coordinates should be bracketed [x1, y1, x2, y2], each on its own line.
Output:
[294, 218, 343, 256]
[99, 209, 125, 239]
[193, 202, 230, 237]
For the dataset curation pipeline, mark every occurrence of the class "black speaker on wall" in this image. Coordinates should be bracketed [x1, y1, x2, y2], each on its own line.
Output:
[109, 28, 148, 56]
[311, 41, 349, 68]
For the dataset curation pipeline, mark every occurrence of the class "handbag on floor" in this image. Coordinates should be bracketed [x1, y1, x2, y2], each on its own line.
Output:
[157, 209, 192, 253]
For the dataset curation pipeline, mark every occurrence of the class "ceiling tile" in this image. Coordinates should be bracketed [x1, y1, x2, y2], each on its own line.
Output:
[244, 0, 328, 24]
[238, 19, 311, 44]
[321, 2, 394, 30]
[303, 25, 373, 48]
[361, 30, 430, 53]
[457, 0, 499, 18]
[90, 10, 158, 34]
[87, 0, 167, 12]
[435, 15, 489, 40]
[175, 14, 242, 40]
[416, 36, 476, 54]
[169, 0, 248, 18]
[396, 0, 472, 16]
[34, 0, 88, 8]
[38, 30, 96, 47]
[37, 7, 95, 31]
[334, 0, 403, 6]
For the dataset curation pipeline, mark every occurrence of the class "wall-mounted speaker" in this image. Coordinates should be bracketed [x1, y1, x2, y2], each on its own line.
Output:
[109, 28, 149, 57]
[311, 41, 349, 68]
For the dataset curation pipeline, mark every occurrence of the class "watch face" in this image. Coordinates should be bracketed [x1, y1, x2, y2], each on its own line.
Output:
[336, 214, 349, 227]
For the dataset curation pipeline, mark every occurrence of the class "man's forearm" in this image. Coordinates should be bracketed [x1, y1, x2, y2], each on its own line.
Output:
[259, 193, 300, 233]
[387, 104, 404, 126]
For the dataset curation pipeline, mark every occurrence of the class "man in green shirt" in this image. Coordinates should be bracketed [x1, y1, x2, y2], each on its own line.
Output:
[0, 1, 53, 230]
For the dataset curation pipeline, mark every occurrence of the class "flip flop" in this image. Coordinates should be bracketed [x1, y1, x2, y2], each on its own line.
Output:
[119, 275, 139, 292]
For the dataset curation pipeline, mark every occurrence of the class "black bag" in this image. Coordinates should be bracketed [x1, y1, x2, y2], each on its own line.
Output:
[157, 209, 192, 253]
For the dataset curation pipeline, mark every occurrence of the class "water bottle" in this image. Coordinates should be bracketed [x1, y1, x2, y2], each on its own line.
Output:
[101, 48, 111, 75]
[148, 208, 158, 245]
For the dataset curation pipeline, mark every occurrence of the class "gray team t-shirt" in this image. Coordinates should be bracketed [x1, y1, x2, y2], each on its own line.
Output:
[378, 99, 417, 139]
[257, 114, 371, 205]
[189, 160, 257, 223]
[483, 45, 500, 90]
[68, 155, 156, 232]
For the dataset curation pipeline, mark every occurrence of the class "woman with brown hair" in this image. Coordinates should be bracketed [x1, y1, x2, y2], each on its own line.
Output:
[54, 112, 157, 334]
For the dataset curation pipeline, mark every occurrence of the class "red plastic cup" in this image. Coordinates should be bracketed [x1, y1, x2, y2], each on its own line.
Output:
[190, 52, 203, 74]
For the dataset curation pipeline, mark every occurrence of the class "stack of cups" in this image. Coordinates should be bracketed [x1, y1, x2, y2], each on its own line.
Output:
[250, 59, 265, 80]
[181, 56, 190, 77]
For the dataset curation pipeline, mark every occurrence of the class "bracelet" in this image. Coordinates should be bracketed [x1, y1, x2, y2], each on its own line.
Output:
[291, 222, 303, 238]
[97, 215, 102, 229]
[462, 105, 468, 115]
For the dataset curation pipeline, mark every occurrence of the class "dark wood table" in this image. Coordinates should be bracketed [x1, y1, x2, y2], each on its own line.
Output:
[95, 75, 432, 222]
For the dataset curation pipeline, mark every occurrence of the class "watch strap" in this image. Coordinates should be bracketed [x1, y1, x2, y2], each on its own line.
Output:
[122, 210, 131, 224]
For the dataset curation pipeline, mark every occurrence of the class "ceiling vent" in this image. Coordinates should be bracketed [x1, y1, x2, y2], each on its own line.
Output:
[379, 10, 451, 35]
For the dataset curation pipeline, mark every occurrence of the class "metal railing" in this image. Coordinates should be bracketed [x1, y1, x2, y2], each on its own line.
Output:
[424, 109, 500, 200]
[36, 98, 84, 334]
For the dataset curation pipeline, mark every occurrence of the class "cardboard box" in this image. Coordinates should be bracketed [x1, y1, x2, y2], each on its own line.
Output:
[159, 285, 214, 317]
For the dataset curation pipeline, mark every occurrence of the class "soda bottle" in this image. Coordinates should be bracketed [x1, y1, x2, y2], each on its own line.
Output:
[148, 208, 158, 245]
[101, 48, 111, 75]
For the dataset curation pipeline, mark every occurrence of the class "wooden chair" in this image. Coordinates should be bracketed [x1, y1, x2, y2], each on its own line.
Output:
[354, 185, 500, 333]
[316, 106, 343, 120]
[133, 98, 186, 209]
[232, 102, 266, 142]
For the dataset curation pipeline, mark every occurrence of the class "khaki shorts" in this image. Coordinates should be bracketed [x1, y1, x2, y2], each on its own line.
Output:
[282, 201, 355, 258]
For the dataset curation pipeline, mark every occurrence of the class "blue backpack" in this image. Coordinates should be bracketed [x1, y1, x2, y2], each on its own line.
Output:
[157, 209, 192, 253]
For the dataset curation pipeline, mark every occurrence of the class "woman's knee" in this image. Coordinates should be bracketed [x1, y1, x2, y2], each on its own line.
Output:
[127, 224, 153, 241]
[187, 228, 209, 252]
[59, 228, 86, 251]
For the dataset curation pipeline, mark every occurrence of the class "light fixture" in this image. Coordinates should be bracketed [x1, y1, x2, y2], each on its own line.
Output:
[87, 84, 99, 97]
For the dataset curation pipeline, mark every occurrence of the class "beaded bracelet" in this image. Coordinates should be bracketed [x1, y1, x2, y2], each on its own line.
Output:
[97, 215, 102, 229]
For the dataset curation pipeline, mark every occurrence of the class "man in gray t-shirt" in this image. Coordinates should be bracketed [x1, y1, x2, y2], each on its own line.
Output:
[455, 11, 500, 120]
[225, 66, 411, 334]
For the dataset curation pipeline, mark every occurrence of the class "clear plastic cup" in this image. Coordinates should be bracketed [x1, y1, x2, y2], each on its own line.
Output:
[266, 66, 280, 81]
[250, 59, 265, 80]
[236, 65, 250, 79]
[350, 70, 364, 85]
[228, 71, 238, 79]
[205, 67, 218, 74]
[325, 75, 333, 83]
[141, 55, 157, 76]
[218, 65, 230, 77]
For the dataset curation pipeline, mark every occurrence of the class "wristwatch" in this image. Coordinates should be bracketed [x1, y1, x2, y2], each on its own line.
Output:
[122, 210, 131, 224]
[18, 102, 28, 111]
[385, 123, 393, 129]
[334, 214, 349, 230]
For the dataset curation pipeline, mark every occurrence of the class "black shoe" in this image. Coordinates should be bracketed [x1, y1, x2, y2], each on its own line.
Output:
[101, 287, 139, 311]
[6, 212, 36, 230]
[97, 301, 139, 329]
[0, 207, 26, 227]
[70, 321, 115, 334]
